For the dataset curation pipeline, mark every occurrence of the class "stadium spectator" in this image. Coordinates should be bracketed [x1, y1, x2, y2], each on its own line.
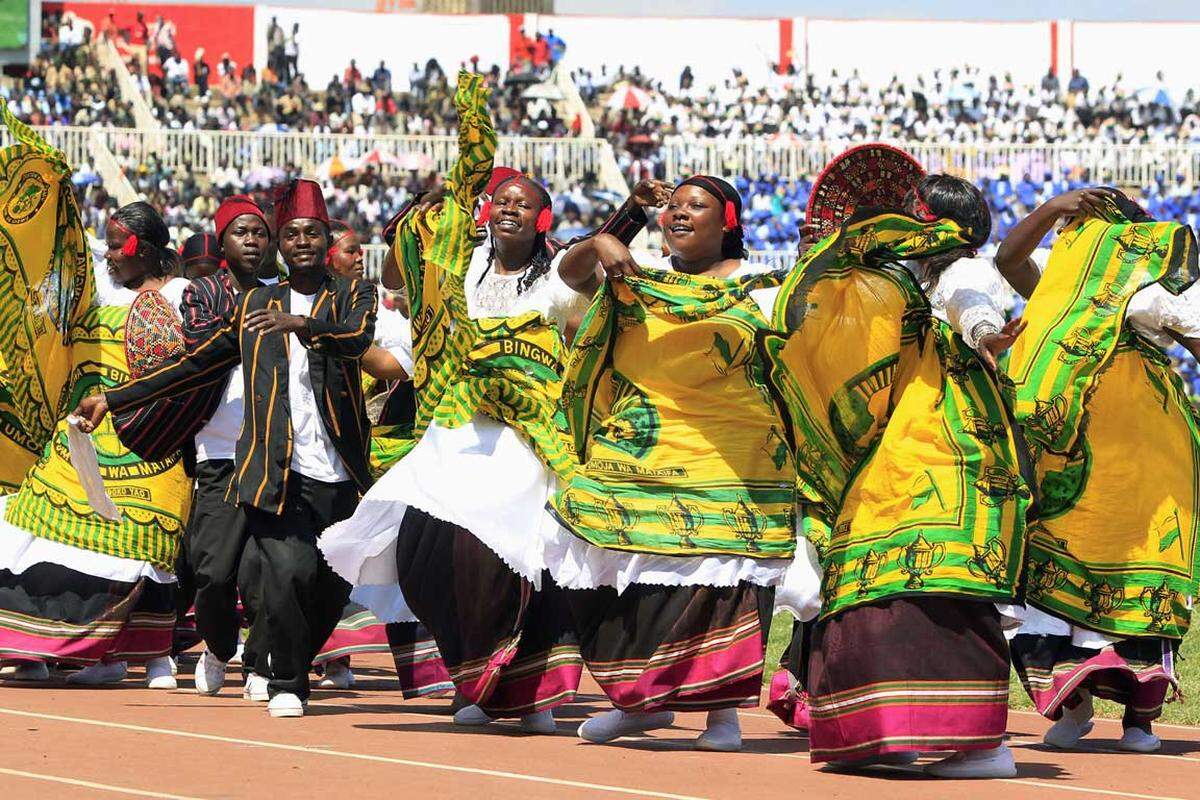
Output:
[194, 49, 211, 96]
[163, 50, 190, 97]
[151, 15, 177, 68]
[266, 17, 285, 79]
[284, 23, 300, 83]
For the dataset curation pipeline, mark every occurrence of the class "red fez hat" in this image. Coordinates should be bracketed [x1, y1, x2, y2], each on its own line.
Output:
[273, 179, 329, 231]
[214, 194, 268, 242]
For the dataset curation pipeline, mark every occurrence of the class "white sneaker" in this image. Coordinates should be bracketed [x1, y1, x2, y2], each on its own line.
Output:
[145, 657, 177, 690]
[267, 692, 304, 718]
[194, 650, 228, 696]
[578, 709, 675, 743]
[243, 673, 269, 702]
[317, 659, 355, 690]
[66, 661, 128, 685]
[695, 708, 742, 752]
[1043, 716, 1094, 749]
[519, 709, 557, 734]
[925, 745, 1017, 779]
[827, 752, 921, 770]
[5, 662, 50, 682]
[453, 704, 494, 726]
[228, 642, 245, 667]
[1044, 690, 1094, 749]
[1117, 727, 1162, 753]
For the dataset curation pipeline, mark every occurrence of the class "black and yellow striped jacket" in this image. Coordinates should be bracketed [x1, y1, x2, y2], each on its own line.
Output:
[107, 275, 377, 514]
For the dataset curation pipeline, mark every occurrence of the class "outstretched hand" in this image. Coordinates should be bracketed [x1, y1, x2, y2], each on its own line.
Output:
[72, 394, 109, 434]
[977, 317, 1027, 372]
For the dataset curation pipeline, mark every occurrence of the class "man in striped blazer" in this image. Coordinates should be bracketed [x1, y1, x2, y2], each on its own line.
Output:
[77, 180, 375, 719]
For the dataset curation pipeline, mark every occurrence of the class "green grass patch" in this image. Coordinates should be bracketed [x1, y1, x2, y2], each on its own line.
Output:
[0, 0, 29, 50]
[764, 611, 1199, 726]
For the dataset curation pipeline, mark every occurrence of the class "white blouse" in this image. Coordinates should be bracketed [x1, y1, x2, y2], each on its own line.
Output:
[464, 245, 589, 333]
[912, 257, 1014, 350]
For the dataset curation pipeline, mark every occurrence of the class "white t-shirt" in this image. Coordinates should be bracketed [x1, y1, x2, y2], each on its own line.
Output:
[287, 289, 351, 483]
[194, 276, 279, 463]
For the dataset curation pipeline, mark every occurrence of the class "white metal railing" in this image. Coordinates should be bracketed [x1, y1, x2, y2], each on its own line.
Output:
[9, 126, 1200, 206]
[656, 137, 1200, 186]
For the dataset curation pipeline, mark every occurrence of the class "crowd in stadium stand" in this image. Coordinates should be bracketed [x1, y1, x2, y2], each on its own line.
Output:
[584, 63, 1200, 145]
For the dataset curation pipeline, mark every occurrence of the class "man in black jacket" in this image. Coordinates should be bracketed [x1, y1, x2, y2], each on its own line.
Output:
[77, 180, 375, 718]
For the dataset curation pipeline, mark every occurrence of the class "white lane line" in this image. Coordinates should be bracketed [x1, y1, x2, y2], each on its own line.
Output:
[0, 707, 706, 800]
[998, 780, 1185, 800]
[0, 767, 205, 799]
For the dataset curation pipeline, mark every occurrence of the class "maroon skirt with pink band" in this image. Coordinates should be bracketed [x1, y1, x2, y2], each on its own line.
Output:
[804, 596, 1010, 763]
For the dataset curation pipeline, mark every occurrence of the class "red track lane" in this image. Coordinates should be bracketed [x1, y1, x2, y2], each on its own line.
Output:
[1, 654, 1197, 800]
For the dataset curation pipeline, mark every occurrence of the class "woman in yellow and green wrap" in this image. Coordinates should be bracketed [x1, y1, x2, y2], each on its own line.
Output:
[546, 176, 793, 753]
[757, 174, 1033, 778]
[997, 188, 1200, 755]
[0, 110, 192, 689]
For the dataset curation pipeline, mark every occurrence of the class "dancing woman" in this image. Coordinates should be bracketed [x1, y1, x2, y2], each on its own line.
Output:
[757, 173, 1032, 778]
[318, 71, 662, 732]
[545, 176, 795, 752]
[0, 130, 192, 688]
[997, 188, 1199, 753]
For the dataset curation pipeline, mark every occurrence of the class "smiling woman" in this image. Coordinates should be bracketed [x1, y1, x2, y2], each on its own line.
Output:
[543, 175, 793, 753]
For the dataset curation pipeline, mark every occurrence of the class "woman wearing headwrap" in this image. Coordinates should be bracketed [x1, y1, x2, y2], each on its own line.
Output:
[756, 174, 1031, 777]
[546, 176, 793, 752]
[318, 71, 664, 733]
[996, 188, 1200, 754]
[0, 201, 192, 688]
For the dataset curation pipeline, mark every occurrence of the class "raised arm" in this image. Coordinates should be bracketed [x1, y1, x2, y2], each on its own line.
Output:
[994, 188, 1109, 299]
[299, 279, 377, 360]
[1168, 330, 1200, 362]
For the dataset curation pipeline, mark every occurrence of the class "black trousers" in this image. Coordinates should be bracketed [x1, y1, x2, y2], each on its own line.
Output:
[242, 473, 354, 701]
[186, 459, 254, 663]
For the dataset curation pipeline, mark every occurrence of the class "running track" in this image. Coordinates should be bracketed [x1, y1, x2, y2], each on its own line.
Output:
[2, 654, 1197, 799]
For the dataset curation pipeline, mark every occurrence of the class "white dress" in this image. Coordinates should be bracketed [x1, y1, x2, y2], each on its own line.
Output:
[540, 253, 795, 595]
[319, 245, 590, 614]
[0, 239, 188, 587]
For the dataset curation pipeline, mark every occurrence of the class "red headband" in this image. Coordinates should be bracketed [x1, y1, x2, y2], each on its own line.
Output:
[111, 219, 140, 257]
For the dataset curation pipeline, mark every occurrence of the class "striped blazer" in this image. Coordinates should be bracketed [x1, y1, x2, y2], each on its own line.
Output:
[108, 275, 377, 514]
